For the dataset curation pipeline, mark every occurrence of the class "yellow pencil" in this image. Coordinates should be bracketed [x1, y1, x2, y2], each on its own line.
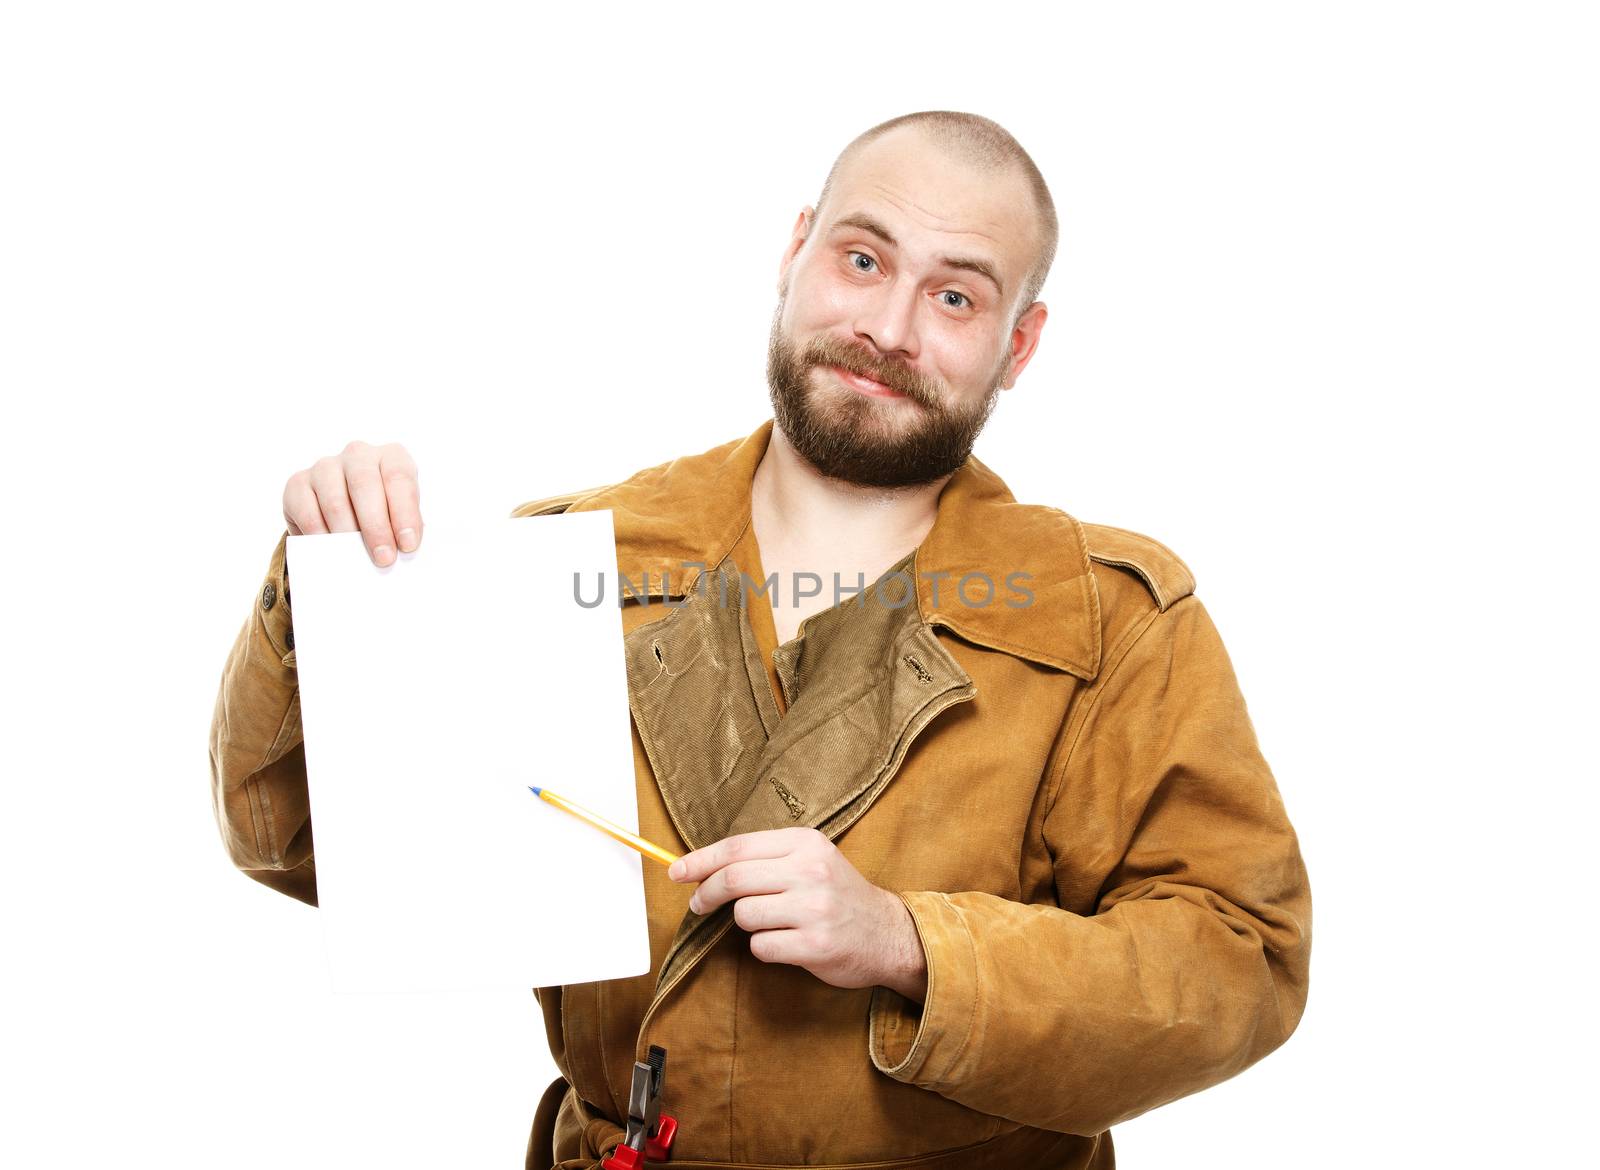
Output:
[527, 785, 682, 867]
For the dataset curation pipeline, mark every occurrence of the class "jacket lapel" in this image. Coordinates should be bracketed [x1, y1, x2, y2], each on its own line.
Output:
[621, 559, 778, 855]
[628, 552, 978, 1000]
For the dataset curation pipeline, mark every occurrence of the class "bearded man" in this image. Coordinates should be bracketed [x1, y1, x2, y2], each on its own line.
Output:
[210, 110, 1311, 1170]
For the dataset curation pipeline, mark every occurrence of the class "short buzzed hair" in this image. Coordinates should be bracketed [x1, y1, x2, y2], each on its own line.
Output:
[813, 111, 1058, 319]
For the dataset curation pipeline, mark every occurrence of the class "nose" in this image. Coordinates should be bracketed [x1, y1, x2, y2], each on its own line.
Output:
[852, 275, 920, 361]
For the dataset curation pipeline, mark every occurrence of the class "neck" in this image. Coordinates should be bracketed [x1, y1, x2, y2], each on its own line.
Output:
[750, 422, 953, 564]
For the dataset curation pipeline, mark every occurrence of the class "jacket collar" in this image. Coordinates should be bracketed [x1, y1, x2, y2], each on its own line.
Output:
[573, 418, 1102, 681]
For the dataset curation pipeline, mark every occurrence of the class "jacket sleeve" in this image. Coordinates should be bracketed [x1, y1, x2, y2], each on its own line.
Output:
[208, 530, 319, 906]
[866, 593, 1311, 1135]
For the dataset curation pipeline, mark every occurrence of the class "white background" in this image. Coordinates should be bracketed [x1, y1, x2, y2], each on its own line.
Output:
[3, 2, 1594, 1166]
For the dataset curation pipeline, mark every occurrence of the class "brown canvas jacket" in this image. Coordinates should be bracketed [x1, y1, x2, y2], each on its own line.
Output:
[209, 419, 1311, 1169]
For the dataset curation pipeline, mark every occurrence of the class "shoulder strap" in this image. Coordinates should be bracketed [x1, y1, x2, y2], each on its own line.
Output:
[1080, 522, 1196, 611]
[508, 483, 617, 519]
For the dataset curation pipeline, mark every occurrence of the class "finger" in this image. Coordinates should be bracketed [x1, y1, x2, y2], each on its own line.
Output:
[690, 858, 791, 916]
[379, 444, 422, 553]
[730, 891, 808, 933]
[748, 927, 808, 966]
[283, 471, 327, 535]
[308, 456, 358, 533]
[669, 828, 809, 884]
[341, 443, 398, 566]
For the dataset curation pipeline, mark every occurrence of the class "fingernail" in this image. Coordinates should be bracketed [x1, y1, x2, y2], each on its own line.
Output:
[668, 861, 684, 881]
[397, 528, 417, 551]
[688, 895, 700, 913]
[374, 545, 394, 565]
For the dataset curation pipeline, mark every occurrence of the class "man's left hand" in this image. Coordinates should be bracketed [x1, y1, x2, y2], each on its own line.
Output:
[668, 827, 928, 1002]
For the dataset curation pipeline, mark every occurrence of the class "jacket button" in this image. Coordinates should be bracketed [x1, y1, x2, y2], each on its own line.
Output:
[285, 626, 295, 651]
[262, 581, 277, 612]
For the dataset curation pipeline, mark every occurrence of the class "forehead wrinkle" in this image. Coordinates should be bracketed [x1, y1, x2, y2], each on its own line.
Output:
[869, 183, 1011, 242]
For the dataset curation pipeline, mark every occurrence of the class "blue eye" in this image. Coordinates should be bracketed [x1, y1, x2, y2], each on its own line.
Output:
[941, 291, 970, 309]
[848, 251, 877, 272]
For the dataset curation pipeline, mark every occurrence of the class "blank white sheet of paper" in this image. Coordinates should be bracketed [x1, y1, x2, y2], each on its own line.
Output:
[285, 510, 650, 992]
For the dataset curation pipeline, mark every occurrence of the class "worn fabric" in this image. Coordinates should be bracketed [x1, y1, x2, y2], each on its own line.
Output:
[209, 418, 1311, 1169]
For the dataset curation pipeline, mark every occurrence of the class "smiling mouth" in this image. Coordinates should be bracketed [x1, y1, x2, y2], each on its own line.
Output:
[827, 364, 908, 399]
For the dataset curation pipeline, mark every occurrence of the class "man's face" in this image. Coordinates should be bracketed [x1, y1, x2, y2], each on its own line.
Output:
[766, 126, 1046, 488]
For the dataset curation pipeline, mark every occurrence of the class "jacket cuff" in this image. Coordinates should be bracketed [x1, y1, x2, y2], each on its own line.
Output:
[867, 891, 979, 1089]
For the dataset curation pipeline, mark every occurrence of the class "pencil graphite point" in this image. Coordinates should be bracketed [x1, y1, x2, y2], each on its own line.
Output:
[528, 785, 543, 797]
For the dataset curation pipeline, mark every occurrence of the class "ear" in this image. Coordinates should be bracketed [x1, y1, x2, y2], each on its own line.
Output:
[777, 206, 814, 292]
[999, 301, 1049, 389]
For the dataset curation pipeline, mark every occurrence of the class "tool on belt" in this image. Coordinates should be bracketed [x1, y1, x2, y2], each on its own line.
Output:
[600, 1045, 678, 1168]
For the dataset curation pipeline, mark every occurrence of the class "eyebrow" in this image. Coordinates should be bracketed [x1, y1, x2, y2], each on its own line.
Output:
[829, 212, 1005, 297]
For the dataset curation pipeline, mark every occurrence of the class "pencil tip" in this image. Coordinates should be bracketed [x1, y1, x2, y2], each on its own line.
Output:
[528, 786, 542, 797]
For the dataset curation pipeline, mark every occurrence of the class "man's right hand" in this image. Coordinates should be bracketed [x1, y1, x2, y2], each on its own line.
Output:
[282, 440, 422, 567]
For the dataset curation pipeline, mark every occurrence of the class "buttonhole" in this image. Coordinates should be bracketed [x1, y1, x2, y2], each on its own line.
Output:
[768, 776, 806, 820]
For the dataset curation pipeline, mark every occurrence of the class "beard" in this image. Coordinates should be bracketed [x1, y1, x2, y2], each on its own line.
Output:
[765, 298, 1006, 489]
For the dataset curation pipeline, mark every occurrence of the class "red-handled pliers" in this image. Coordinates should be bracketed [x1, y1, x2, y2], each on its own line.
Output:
[601, 1045, 678, 1168]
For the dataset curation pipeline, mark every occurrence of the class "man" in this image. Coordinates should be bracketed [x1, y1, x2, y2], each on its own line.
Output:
[210, 111, 1311, 1169]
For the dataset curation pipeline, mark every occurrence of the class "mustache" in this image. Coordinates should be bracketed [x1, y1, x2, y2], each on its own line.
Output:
[800, 336, 940, 406]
